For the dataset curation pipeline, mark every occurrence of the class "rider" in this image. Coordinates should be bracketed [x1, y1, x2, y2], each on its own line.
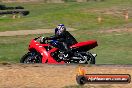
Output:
[41, 24, 77, 60]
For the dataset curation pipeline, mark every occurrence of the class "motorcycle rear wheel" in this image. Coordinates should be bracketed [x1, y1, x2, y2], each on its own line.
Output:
[74, 52, 95, 64]
[86, 52, 95, 64]
[20, 52, 42, 63]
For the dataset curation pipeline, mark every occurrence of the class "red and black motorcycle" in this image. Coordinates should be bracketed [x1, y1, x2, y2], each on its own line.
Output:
[20, 36, 98, 64]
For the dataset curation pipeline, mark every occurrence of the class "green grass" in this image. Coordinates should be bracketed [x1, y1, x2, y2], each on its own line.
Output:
[0, 0, 132, 31]
[0, 34, 49, 62]
[0, 30, 132, 64]
[73, 31, 132, 64]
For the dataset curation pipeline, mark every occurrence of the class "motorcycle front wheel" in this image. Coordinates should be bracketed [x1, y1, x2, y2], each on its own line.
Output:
[20, 52, 42, 63]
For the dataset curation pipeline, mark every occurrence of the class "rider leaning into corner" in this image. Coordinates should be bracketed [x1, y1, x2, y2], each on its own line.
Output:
[41, 24, 77, 60]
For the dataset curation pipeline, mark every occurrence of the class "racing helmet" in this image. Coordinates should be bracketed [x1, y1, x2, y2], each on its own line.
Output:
[55, 24, 66, 35]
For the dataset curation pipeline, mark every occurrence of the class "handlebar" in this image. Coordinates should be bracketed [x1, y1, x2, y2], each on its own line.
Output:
[45, 40, 51, 44]
[34, 36, 55, 45]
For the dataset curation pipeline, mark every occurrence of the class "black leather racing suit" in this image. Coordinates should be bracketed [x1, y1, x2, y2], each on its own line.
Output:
[47, 31, 77, 53]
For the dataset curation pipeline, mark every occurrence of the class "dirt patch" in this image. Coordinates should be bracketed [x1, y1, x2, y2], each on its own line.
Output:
[0, 28, 77, 36]
[98, 28, 132, 34]
[0, 64, 131, 88]
[81, 7, 132, 17]
[0, 27, 132, 37]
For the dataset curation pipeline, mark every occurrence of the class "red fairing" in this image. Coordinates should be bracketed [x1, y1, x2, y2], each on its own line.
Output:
[46, 48, 64, 64]
[28, 39, 64, 64]
[70, 40, 98, 50]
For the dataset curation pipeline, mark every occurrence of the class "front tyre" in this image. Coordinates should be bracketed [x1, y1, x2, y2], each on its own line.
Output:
[20, 52, 42, 63]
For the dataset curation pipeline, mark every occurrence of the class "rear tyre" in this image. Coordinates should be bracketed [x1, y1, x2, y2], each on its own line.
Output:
[76, 52, 96, 64]
[90, 53, 95, 64]
[90, 57, 95, 64]
[20, 52, 42, 63]
[87, 52, 95, 64]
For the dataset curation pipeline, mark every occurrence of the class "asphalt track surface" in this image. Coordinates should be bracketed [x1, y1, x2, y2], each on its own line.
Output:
[0, 63, 131, 88]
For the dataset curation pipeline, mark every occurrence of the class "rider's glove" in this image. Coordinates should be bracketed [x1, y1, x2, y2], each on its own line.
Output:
[40, 37, 49, 43]
[40, 37, 45, 43]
